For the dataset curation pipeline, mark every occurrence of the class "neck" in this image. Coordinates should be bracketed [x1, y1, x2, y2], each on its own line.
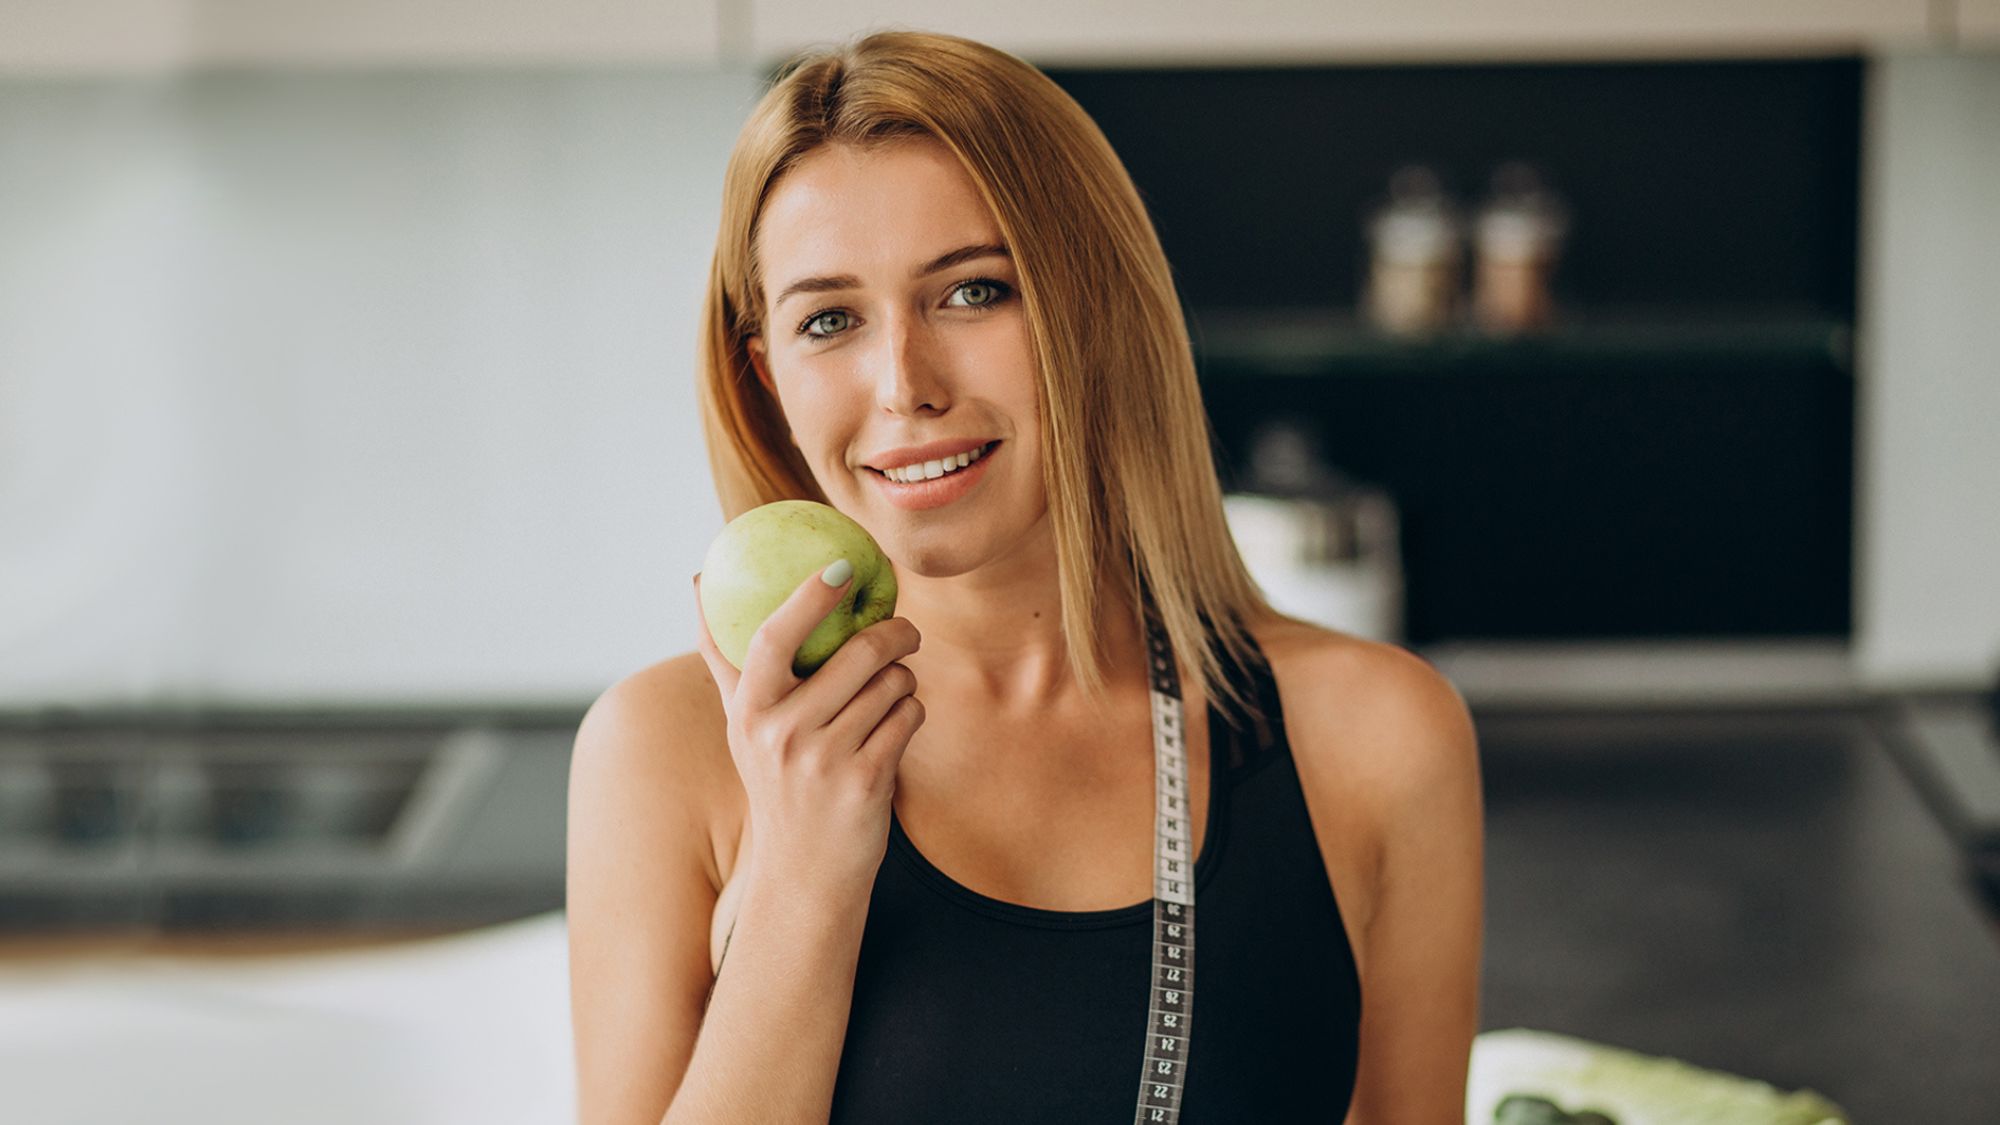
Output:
[893, 556, 1143, 718]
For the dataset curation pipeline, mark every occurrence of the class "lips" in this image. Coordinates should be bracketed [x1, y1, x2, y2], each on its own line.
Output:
[869, 440, 998, 483]
[867, 439, 999, 511]
[865, 437, 998, 475]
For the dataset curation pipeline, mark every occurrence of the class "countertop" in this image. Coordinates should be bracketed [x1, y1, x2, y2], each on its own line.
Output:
[1475, 705, 2000, 1121]
[4, 701, 1996, 1121]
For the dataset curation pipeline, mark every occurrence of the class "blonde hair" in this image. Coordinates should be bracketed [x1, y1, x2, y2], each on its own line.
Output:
[696, 28, 1294, 730]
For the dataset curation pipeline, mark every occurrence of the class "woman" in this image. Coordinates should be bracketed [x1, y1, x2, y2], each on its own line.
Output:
[567, 29, 1483, 1125]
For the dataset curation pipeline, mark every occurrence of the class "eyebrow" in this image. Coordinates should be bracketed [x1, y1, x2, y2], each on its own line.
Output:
[772, 242, 1012, 312]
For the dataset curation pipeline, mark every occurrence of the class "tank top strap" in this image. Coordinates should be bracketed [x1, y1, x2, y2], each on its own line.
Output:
[1198, 610, 1288, 780]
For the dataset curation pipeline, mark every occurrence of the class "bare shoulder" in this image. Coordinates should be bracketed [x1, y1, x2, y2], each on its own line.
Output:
[1241, 619, 1484, 1120]
[571, 651, 737, 893]
[566, 652, 742, 1123]
[1254, 618, 1478, 796]
[1249, 617, 1483, 924]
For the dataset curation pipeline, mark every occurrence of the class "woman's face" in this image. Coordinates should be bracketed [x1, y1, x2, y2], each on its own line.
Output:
[746, 137, 1045, 576]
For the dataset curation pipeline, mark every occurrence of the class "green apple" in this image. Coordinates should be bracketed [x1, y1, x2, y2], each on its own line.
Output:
[698, 500, 898, 677]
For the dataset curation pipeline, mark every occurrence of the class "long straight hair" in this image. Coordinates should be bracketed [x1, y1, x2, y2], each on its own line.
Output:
[696, 28, 1296, 729]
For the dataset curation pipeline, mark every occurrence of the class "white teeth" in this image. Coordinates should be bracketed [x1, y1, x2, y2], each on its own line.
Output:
[884, 443, 986, 483]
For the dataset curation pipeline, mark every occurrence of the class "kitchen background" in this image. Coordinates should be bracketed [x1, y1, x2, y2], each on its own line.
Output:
[3, 2, 1999, 1121]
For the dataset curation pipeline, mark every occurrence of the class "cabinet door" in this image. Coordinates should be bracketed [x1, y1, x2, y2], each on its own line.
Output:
[747, 0, 1934, 66]
[1960, 0, 2000, 44]
[0, 0, 722, 73]
[0, 0, 196, 74]
[200, 0, 721, 67]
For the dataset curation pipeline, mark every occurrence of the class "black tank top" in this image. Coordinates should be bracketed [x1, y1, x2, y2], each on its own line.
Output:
[827, 629, 1363, 1122]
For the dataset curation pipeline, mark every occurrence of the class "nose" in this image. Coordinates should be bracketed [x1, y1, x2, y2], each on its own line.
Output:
[871, 309, 950, 418]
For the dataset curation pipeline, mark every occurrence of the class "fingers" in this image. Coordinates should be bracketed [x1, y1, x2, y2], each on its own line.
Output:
[692, 574, 740, 700]
[781, 617, 923, 733]
[737, 559, 864, 712]
[854, 692, 925, 775]
[817, 657, 921, 752]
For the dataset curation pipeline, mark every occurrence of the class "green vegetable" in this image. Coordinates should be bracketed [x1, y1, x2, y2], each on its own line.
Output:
[1495, 1094, 1570, 1125]
[1494, 1092, 1619, 1125]
[1470, 1030, 1848, 1125]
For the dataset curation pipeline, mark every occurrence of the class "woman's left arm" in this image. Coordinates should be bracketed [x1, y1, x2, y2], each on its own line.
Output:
[1337, 647, 1486, 1125]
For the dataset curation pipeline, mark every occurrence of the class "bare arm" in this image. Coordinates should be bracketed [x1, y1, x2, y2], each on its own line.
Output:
[567, 661, 889, 1125]
[566, 663, 723, 1124]
[663, 863, 873, 1124]
[569, 565, 924, 1124]
[1339, 647, 1486, 1125]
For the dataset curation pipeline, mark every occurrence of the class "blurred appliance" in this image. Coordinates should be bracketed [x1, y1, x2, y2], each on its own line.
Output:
[1223, 421, 1405, 643]
[0, 718, 572, 933]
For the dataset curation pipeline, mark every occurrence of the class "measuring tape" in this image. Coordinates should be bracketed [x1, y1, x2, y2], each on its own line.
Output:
[1133, 597, 1194, 1124]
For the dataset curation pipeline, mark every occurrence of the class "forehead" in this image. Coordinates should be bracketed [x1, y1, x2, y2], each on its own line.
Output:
[756, 139, 1002, 275]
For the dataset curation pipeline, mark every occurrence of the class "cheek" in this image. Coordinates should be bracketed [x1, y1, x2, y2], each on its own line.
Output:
[781, 384, 863, 470]
[774, 378, 833, 434]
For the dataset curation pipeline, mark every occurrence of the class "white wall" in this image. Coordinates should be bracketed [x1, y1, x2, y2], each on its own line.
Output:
[0, 69, 762, 706]
[1855, 52, 2000, 691]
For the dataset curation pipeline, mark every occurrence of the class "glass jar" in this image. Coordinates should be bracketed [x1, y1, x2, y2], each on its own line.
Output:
[1471, 161, 1569, 337]
[1363, 165, 1463, 339]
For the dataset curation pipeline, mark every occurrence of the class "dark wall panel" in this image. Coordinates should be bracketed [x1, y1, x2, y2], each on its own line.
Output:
[1043, 58, 1862, 318]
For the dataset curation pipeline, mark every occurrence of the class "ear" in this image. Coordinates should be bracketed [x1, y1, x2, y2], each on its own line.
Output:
[745, 335, 776, 397]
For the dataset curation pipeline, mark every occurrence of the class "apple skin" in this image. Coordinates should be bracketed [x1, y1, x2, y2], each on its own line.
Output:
[698, 500, 898, 677]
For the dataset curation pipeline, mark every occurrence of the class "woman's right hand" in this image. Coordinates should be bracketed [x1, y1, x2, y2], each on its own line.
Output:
[693, 562, 925, 906]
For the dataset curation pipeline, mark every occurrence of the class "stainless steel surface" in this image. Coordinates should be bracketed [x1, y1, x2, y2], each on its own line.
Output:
[1422, 638, 1867, 709]
[1888, 698, 2000, 847]
[0, 716, 574, 932]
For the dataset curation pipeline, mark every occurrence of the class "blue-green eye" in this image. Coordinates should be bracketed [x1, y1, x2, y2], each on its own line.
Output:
[949, 279, 1010, 308]
[799, 309, 852, 339]
[795, 278, 1013, 343]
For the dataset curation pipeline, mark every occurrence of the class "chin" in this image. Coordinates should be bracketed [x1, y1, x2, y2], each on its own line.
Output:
[902, 508, 1053, 579]
[880, 535, 988, 580]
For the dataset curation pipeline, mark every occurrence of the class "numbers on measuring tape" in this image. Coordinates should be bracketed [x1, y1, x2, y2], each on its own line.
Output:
[1134, 602, 1193, 1125]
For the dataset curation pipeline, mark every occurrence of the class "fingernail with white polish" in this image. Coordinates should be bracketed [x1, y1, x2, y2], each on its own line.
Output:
[821, 558, 853, 587]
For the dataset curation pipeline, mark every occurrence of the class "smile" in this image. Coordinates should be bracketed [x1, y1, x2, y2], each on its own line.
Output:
[867, 441, 1000, 511]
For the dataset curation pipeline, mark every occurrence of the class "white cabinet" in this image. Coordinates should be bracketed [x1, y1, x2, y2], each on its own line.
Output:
[7, 0, 1968, 79]
[747, 0, 1936, 67]
[1960, 0, 2000, 45]
[0, 0, 721, 74]
[198, 0, 720, 68]
[0, 0, 196, 73]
